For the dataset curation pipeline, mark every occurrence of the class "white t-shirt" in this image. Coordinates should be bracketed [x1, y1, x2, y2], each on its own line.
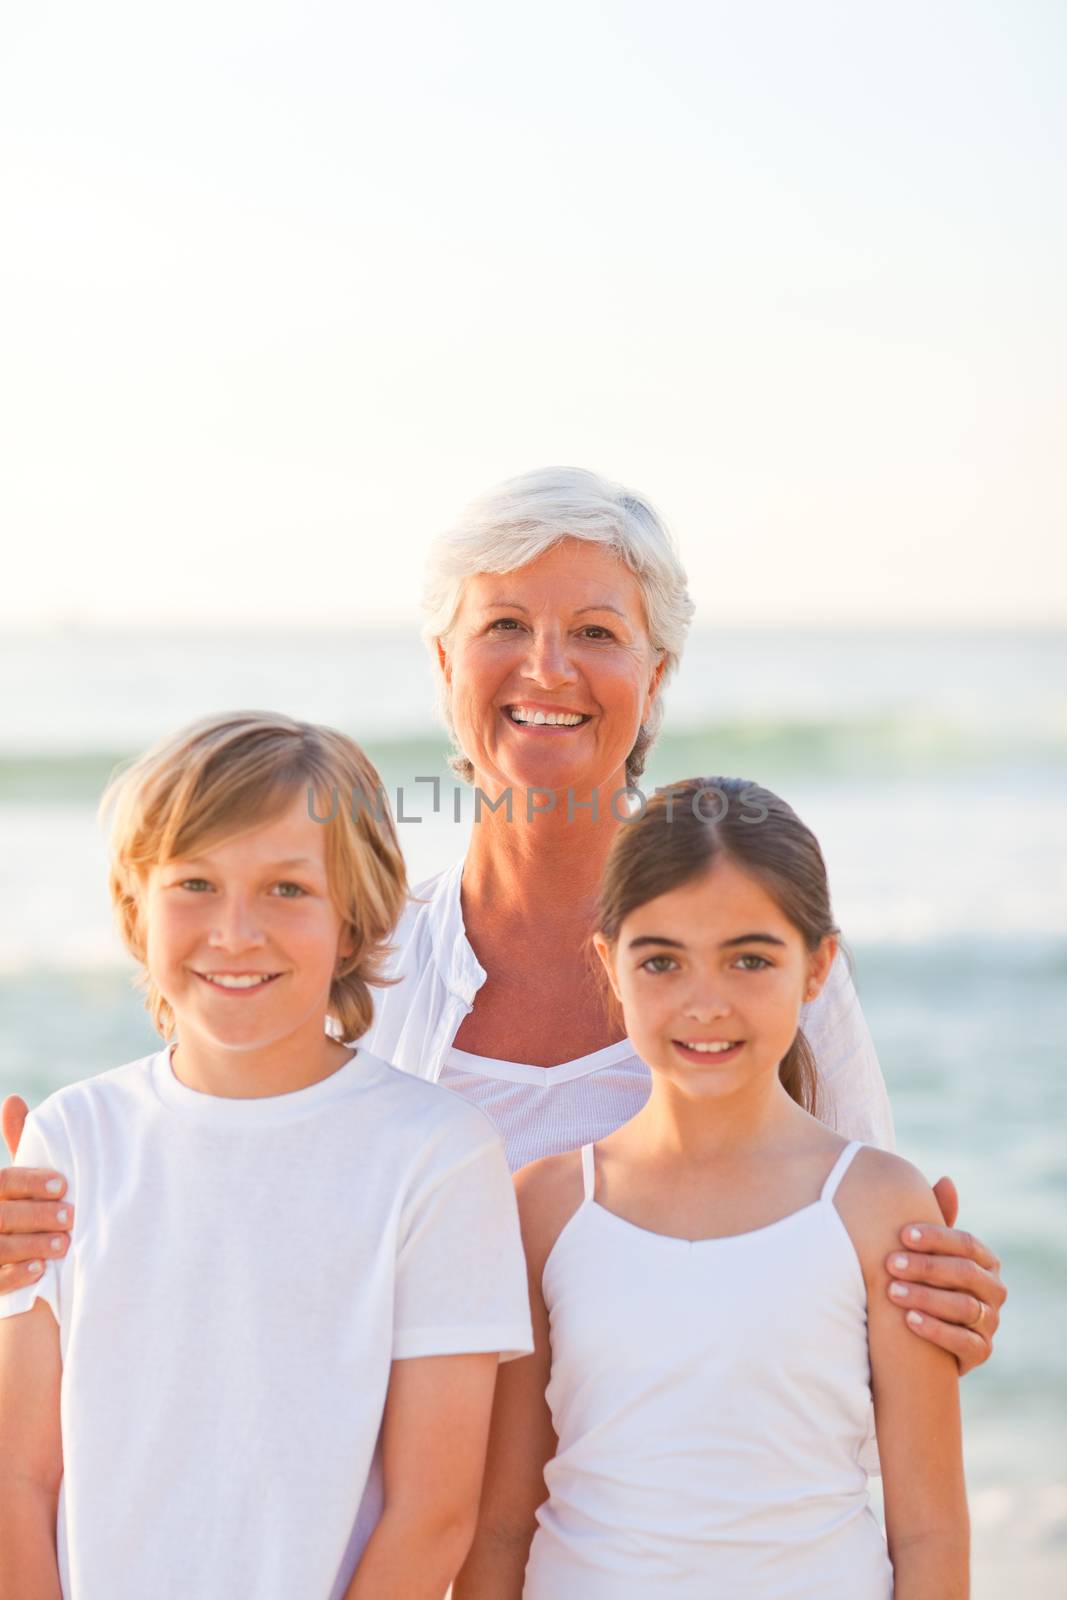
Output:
[0, 1045, 533, 1600]
[365, 860, 896, 1169]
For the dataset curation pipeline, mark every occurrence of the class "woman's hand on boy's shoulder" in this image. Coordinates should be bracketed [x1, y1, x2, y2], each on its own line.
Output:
[836, 1146, 1004, 1376]
[0, 1095, 74, 1299]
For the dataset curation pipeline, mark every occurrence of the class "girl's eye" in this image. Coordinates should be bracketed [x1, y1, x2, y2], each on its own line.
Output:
[734, 954, 771, 971]
[640, 954, 679, 974]
[272, 882, 307, 898]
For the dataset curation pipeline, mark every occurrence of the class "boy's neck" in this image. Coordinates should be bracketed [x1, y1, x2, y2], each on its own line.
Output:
[169, 1021, 355, 1100]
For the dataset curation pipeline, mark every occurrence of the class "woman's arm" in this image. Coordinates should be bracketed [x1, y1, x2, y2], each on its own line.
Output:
[343, 1351, 499, 1600]
[805, 960, 1006, 1374]
[454, 1156, 576, 1600]
[0, 1299, 64, 1600]
[838, 1150, 969, 1600]
[1, 1098, 73, 1298]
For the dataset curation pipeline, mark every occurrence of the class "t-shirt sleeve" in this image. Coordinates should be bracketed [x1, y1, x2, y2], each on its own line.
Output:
[392, 1131, 533, 1363]
[801, 951, 896, 1151]
[0, 1109, 69, 1326]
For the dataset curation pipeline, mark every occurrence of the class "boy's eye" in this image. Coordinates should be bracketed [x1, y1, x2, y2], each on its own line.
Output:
[640, 954, 679, 974]
[734, 953, 771, 971]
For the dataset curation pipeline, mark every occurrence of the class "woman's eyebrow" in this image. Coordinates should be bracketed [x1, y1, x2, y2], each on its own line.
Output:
[478, 600, 627, 617]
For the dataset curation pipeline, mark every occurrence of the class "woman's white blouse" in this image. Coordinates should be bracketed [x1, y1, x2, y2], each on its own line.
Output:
[362, 859, 895, 1168]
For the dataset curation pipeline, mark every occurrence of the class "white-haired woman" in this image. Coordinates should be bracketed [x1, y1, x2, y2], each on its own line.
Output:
[366, 466, 1004, 1369]
[0, 469, 1004, 1368]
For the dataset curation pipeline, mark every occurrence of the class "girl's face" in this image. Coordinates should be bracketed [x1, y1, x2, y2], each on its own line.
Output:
[438, 539, 665, 799]
[143, 789, 352, 1067]
[594, 856, 836, 1103]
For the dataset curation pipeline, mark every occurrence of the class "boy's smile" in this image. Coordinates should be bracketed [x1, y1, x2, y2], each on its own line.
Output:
[143, 789, 354, 1097]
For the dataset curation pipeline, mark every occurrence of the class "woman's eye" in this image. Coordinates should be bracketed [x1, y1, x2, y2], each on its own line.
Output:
[272, 882, 307, 898]
[580, 625, 614, 640]
[641, 954, 678, 974]
[178, 878, 212, 892]
[488, 617, 523, 632]
[734, 954, 771, 971]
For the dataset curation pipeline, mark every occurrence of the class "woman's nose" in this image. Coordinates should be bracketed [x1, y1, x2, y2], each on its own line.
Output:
[522, 626, 579, 688]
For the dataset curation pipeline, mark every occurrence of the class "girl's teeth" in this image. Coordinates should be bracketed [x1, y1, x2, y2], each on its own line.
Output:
[684, 1040, 737, 1053]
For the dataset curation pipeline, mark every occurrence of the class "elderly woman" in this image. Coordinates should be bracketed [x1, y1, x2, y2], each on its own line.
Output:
[0, 468, 1004, 1365]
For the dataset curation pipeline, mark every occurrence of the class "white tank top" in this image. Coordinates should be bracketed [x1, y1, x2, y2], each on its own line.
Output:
[524, 1140, 893, 1600]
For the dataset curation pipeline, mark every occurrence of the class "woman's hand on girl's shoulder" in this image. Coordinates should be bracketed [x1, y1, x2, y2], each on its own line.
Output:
[884, 1172, 1005, 1377]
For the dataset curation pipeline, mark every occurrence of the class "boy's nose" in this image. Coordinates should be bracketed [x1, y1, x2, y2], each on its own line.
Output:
[208, 899, 266, 951]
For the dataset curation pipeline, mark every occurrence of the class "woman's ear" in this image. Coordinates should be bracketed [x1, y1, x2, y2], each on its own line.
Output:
[803, 935, 838, 1004]
[642, 653, 667, 724]
[592, 932, 622, 1004]
[435, 636, 452, 688]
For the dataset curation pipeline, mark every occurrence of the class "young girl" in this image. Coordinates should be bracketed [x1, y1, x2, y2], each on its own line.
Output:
[455, 776, 968, 1599]
[0, 712, 532, 1600]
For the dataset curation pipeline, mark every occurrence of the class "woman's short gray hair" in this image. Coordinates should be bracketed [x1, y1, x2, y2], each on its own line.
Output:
[422, 466, 694, 785]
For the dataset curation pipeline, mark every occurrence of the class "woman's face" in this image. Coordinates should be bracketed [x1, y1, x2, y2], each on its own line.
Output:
[439, 539, 665, 799]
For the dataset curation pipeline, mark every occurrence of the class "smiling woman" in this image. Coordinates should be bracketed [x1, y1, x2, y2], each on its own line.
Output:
[363, 464, 1006, 1381]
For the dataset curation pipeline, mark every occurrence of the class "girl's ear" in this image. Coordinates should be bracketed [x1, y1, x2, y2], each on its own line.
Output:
[803, 935, 838, 1004]
[592, 932, 622, 1004]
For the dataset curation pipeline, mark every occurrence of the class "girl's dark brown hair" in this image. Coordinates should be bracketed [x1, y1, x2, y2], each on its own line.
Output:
[596, 777, 840, 1116]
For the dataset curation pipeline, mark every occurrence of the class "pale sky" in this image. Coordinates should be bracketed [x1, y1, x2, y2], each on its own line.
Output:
[2, 0, 1064, 627]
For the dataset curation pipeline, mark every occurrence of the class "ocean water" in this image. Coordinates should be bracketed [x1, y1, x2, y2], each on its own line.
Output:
[1, 624, 1064, 1594]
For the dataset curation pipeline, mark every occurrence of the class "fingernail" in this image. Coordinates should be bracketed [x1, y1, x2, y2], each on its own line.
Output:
[906, 1310, 924, 1327]
[28, 1261, 43, 1275]
[892, 1255, 909, 1271]
[889, 1282, 909, 1299]
[56, 1208, 70, 1225]
[50, 1237, 64, 1253]
[45, 1179, 64, 1195]
[907, 1227, 922, 1243]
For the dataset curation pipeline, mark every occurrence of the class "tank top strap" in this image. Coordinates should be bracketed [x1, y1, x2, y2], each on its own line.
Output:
[820, 1140, 864, 1204]
[579, 1142, 597, 1203]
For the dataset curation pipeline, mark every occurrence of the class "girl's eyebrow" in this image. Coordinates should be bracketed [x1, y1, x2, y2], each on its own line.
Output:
[626, 932, 787, 950]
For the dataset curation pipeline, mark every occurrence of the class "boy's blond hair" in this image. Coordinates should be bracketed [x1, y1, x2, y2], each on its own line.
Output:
[99, 711, 408, 1042]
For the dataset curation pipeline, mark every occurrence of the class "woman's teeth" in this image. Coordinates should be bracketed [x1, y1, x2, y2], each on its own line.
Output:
[508, 706, 585, 726]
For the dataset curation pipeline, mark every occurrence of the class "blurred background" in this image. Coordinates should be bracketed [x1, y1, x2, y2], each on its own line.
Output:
[2, 2, 1064, 1593]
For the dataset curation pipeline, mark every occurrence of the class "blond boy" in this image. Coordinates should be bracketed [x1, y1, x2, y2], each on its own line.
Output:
[0, 712, 532, 1600]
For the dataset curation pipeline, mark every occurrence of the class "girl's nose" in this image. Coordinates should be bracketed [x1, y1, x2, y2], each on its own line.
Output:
[683, 989, 732, 1023]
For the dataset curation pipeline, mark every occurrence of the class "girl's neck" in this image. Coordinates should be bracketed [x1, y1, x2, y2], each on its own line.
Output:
[633, 1071, 807, 1165]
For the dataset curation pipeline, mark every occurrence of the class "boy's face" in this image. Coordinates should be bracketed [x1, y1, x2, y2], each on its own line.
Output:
[143, 789, 351, 1062]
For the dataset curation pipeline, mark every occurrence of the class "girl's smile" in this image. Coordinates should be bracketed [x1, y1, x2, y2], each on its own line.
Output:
[596, 857, 835, 1103]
